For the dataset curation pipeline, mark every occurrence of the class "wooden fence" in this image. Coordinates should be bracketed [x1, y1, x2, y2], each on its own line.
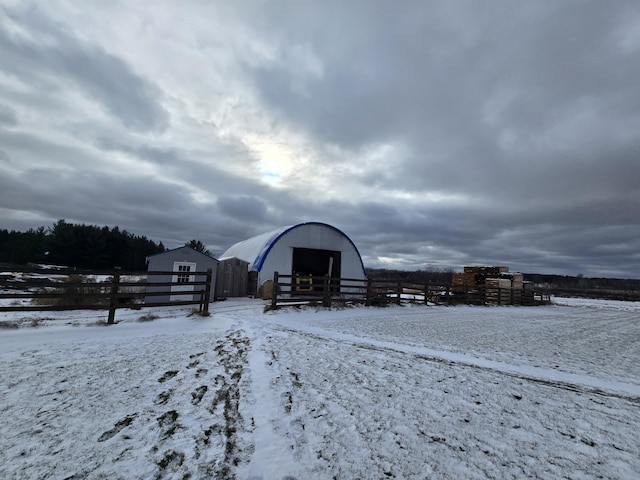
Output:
[0, 268, 213, 324]
[449, 285, 551, 306]
[268, 272, 448, 310]
[268, 272, 551, 309]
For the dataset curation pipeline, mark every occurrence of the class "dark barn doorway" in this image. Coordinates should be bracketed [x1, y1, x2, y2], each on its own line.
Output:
[292, 248, 341, 292]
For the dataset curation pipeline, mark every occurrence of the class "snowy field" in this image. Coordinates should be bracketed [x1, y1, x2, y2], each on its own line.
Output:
[1, 298, 639, 479]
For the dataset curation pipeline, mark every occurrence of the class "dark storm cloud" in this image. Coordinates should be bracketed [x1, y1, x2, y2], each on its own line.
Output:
[0, 5, 168, 132]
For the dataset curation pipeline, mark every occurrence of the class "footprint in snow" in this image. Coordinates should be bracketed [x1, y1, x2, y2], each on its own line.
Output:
[158, 370, 178, 383]
[97, 414, 137, 442]
[191, 385, 208, 405]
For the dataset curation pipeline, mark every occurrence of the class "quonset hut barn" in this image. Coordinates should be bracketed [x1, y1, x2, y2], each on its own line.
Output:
[220, 222, 366, 297]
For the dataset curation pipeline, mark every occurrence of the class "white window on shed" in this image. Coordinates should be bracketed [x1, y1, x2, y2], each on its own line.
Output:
[171, 261, 197, 301]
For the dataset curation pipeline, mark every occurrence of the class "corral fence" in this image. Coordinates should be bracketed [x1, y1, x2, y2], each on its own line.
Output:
[268, 272, 551, 310]
[448, 285, 551, 306]
[268, 272, 449, 310]
[0, 267, 213, 324]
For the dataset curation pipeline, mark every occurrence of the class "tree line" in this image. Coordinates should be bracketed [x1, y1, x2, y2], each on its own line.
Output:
[0, 220, 166, 271]
[367, 267, 454, 285]
[523, 273, 640, 300]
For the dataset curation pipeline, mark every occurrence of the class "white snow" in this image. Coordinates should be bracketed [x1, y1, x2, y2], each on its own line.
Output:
[1, 299, 639, 479]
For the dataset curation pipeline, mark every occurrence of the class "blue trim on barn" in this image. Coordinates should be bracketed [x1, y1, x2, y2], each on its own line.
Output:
[251, 222, 366, 275]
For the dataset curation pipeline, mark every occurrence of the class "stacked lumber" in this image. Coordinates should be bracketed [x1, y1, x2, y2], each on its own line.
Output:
[486, 278, 513, 305]
[452, 266, 525, 305]
[505, 272, 523, 304]
[452, 266, 508, 292]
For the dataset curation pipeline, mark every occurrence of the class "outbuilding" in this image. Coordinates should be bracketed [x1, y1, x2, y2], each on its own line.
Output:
[220, 222, 366, 297]
[215, 256, 249, 299]
[145, 246, 218, 304]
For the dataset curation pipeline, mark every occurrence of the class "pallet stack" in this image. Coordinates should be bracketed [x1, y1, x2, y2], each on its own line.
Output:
[508, 272, 524, 304]
[485, 278, 513, 305]
[451, 266, 509, 291]
[452, 266, 525, 305]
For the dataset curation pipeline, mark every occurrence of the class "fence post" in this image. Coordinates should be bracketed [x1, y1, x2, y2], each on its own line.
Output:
[202, 268, 212, 315]
[271, 271, 279, 310]
[107, 270, 120, 324]
[396, 281, 402, 305]
[323, 276, 331, 308]
[424, 283, 429, 305]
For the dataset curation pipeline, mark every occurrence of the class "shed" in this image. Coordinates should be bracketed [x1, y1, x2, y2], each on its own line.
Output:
[220, 222, 366, 297]
[215, 256, 249, 299]
[145, 246, 219, 304]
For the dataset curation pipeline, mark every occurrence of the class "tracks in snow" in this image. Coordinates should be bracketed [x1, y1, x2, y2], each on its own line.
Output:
[276, 326, 640, 405]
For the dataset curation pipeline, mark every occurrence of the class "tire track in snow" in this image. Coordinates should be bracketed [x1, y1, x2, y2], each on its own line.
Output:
[276, 326, 640, 405]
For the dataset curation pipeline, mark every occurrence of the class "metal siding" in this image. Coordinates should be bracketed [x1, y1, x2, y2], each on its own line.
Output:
[221, 222, 365, 279]
[257, 224, 366, 286]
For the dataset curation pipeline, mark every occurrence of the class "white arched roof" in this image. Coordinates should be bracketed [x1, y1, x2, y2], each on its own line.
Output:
[220, 222, 365, 275]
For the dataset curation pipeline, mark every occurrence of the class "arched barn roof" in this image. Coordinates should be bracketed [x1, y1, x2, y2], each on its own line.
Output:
[221, 222, 365, 274]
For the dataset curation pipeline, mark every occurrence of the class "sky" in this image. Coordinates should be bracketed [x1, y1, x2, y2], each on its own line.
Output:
[1, 0, 639, 278]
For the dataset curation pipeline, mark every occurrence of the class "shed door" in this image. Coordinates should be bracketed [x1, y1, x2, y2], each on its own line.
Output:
[170, 261, 197, 301]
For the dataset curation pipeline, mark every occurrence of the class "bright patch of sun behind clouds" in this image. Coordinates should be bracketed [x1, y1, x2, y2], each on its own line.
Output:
[248, 137, 296, 187]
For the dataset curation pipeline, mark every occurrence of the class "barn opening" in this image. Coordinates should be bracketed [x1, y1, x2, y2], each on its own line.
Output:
[292, 248, 341, 292]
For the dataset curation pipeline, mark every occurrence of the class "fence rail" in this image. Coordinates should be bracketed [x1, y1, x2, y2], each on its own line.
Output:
[269, 272, 551, 309]
[448, 285, 550, 306]
[0, 268, 213, 324]
[269, 272, 448, 310]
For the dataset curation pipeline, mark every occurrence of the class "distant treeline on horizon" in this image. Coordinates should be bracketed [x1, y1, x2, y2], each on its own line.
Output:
[0, 220, 165, 271]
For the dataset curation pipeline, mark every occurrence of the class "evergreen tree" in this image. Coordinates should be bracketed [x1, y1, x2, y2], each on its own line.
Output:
[185, 239, 210, 255]
[0, 220, 165, 270]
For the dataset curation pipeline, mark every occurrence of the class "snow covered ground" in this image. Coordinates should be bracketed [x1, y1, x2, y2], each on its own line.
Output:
[1, 298, 639, 479]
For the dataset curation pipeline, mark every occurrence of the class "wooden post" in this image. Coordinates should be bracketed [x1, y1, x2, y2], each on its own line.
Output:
[271, 271, 279, 310]
[107, 270, 120, 324]
[396, 281, 402, 305]
[322, 276, 330, 307]
[424, 283, 429, 305]
[202, 268, 212, 315]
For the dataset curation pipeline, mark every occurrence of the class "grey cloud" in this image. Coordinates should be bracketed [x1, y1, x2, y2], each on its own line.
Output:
[0, 5, 168, 132]
[94, 137, 187, 167]
[217, 195, 268, 223]
[0, 104, 17, 126]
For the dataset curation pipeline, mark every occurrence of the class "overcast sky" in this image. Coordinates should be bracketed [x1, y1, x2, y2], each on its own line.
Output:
[1, 1, 639, 278]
